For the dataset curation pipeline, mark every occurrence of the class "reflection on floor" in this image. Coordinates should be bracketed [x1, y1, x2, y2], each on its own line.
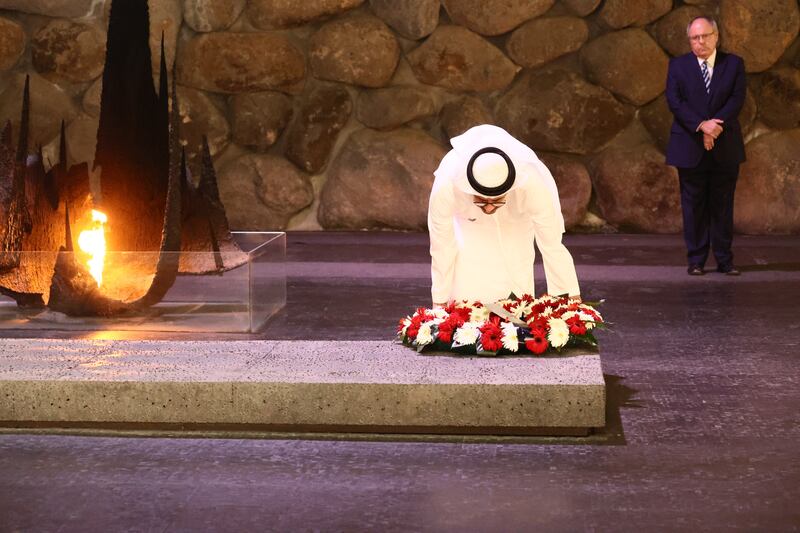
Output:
[1, 232, 799, 530]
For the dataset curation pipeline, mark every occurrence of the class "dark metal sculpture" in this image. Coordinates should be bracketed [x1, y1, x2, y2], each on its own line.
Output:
[0, 0, 242, 316]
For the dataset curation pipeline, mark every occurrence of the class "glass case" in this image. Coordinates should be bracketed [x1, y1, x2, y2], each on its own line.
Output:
[0, 232, 286, 333]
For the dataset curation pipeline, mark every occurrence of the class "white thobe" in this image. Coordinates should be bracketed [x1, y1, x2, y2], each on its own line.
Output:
[428, 161, 580, 304]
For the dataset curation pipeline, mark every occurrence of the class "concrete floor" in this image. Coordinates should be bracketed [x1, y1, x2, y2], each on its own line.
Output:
[1, 232, 799, 531]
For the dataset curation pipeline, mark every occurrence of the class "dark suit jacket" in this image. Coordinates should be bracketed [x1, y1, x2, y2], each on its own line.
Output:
[665, 51, 746, 169]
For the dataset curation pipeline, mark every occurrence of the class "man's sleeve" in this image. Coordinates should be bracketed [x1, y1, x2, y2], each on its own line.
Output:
[713, 56, 746, 123]
[526, 184, 580, 297]
[666, 57, 705, 132]
[428, 177, 457, 304]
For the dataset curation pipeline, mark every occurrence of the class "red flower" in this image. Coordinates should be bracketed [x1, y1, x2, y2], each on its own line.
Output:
[524, 329, 549, 355]
[437, 318, 457, 343]
[479, 321, 503, 352]
[566, 315, 587, 335]
[527, 316, 549, 332]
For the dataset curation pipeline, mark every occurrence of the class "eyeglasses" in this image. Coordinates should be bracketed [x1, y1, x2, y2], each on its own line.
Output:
[689, 31, 716, 42]
[473, 200, 506, 208]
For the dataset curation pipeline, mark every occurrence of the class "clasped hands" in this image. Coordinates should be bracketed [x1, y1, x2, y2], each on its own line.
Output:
[700, 118, 724, 151]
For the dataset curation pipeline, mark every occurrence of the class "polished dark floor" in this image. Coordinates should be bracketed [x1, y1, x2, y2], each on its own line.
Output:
[1, 232, 799, 532]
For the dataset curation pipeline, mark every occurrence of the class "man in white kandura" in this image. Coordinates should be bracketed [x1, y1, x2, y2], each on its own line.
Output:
[428, 124, 581, 307]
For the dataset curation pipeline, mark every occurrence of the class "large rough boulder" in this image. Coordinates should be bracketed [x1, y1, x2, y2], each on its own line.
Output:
[441, 0, 555, 36]
[318, 128, 446, 229]
[0, 73, 78, 148]
[641, 91, 758, 152]
[247, 0, 364, 29]
[368, 0, 439, 40]
[561, 0, 600, 16]
[176, 86, 231, 174]
[495, 69, 633, 155]
[506, 17, 589, 69]
[31, 20, 105, 83]
[580, 28, 669, 106]
[177, 33, 305, 93]
[218, 154, 314, 231]
[183, 0, 246, 32]
[355, 86, 437, 130]
[309, 14, 399, 88]
[597, 0, 672, 29]
[285, 84, 353, 174]
[735, 129, 800, 234]
[440, 96, 493, 140]
[539, 153, 592, 229]
[590, 143, 682, 233]
[757, 67, 800, 130]
[720, 0, 800, 73]
[652, 5, 704, 57]
[41, 113, 99, 168]
[0, 0, 92, 17]
[408, 26, 520, 92]
[82, 78, 103, 118]
[0, 17, 25, 72]
[230, 92, 294, 151]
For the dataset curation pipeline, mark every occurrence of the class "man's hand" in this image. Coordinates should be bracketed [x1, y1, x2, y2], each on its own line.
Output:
[703, 133, 715, 151]
[699, 118, 724, 138]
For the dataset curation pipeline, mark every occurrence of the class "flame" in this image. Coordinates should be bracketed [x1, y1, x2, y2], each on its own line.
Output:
[78, 209, 108, 287]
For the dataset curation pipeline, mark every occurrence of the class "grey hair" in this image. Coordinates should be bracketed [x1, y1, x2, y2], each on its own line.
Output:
[687, 16, 719, 37]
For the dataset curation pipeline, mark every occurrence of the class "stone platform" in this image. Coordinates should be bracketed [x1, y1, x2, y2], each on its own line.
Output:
[0, 339, 605, 436]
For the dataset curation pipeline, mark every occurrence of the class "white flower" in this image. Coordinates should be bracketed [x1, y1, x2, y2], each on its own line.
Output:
[560, 311, 577, 321]
[431, 307, 449, 320]
[399, 317, 411, 336]
[415, 322, 434, 346]
[501, 322, 519, 352]
[547, 318, 570, 348]
[453, 321, 481, 347]
[470, 306, 490, 323]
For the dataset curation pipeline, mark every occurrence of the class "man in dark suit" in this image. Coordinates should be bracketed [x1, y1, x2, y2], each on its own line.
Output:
[665, 15, 746, 276]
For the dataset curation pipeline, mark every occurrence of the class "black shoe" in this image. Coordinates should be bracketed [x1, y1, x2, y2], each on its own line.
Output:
[717, 265, 741, 276]
[688, 265, 704, 276]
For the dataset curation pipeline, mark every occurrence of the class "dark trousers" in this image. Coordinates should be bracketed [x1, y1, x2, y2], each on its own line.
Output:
[678, 151, 739, 268]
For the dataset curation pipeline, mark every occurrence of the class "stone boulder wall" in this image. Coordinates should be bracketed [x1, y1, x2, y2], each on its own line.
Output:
[176, 86, 231, 174]
[309, 13, 400, 88]
[0, 73, 78, 148]
[408, 26, 520, 92]
[735, 129, 800, 234]
[590, 143, 682, 233]
[31, 20, 106, 84]
[230, 92, 293, 152]
[82, 78, 103, 118]
[441, 0, 555, 36]
[720, 0, 800, 73]
[355, 86, 438, 130]
[539, 153, 592, 229]
[318, 128, 447, 229]
[597, 0, 672, 30]
[495, 69, 634, 155]
[580, 28, 669, 106]
[368, 0, 439, 40]
[561, 0, 600, 17]
[506, 17, 589, 69]
[652, 5, 704, 58]
[0, 17, 25, 72]
[177, 33, 305, 94]
[0, 0, 93, 18]
[183, 0, 246, 32]
[757, 67, 800, 130]
[148, 0, 182, 81]
[247, 0, 364, 30]
[440, 96, 493, 141]
[218, 154, 314, 230]
[285, 85, 353, 174]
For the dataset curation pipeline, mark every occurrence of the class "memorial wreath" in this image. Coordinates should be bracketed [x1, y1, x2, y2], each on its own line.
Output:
[397, 294, 605, 356]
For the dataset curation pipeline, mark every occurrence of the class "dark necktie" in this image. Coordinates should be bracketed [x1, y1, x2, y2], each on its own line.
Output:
[701, 61, 711, 94]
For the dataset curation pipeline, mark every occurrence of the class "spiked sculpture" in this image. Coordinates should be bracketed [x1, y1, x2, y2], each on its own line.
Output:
[0, 0, 242, 316]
